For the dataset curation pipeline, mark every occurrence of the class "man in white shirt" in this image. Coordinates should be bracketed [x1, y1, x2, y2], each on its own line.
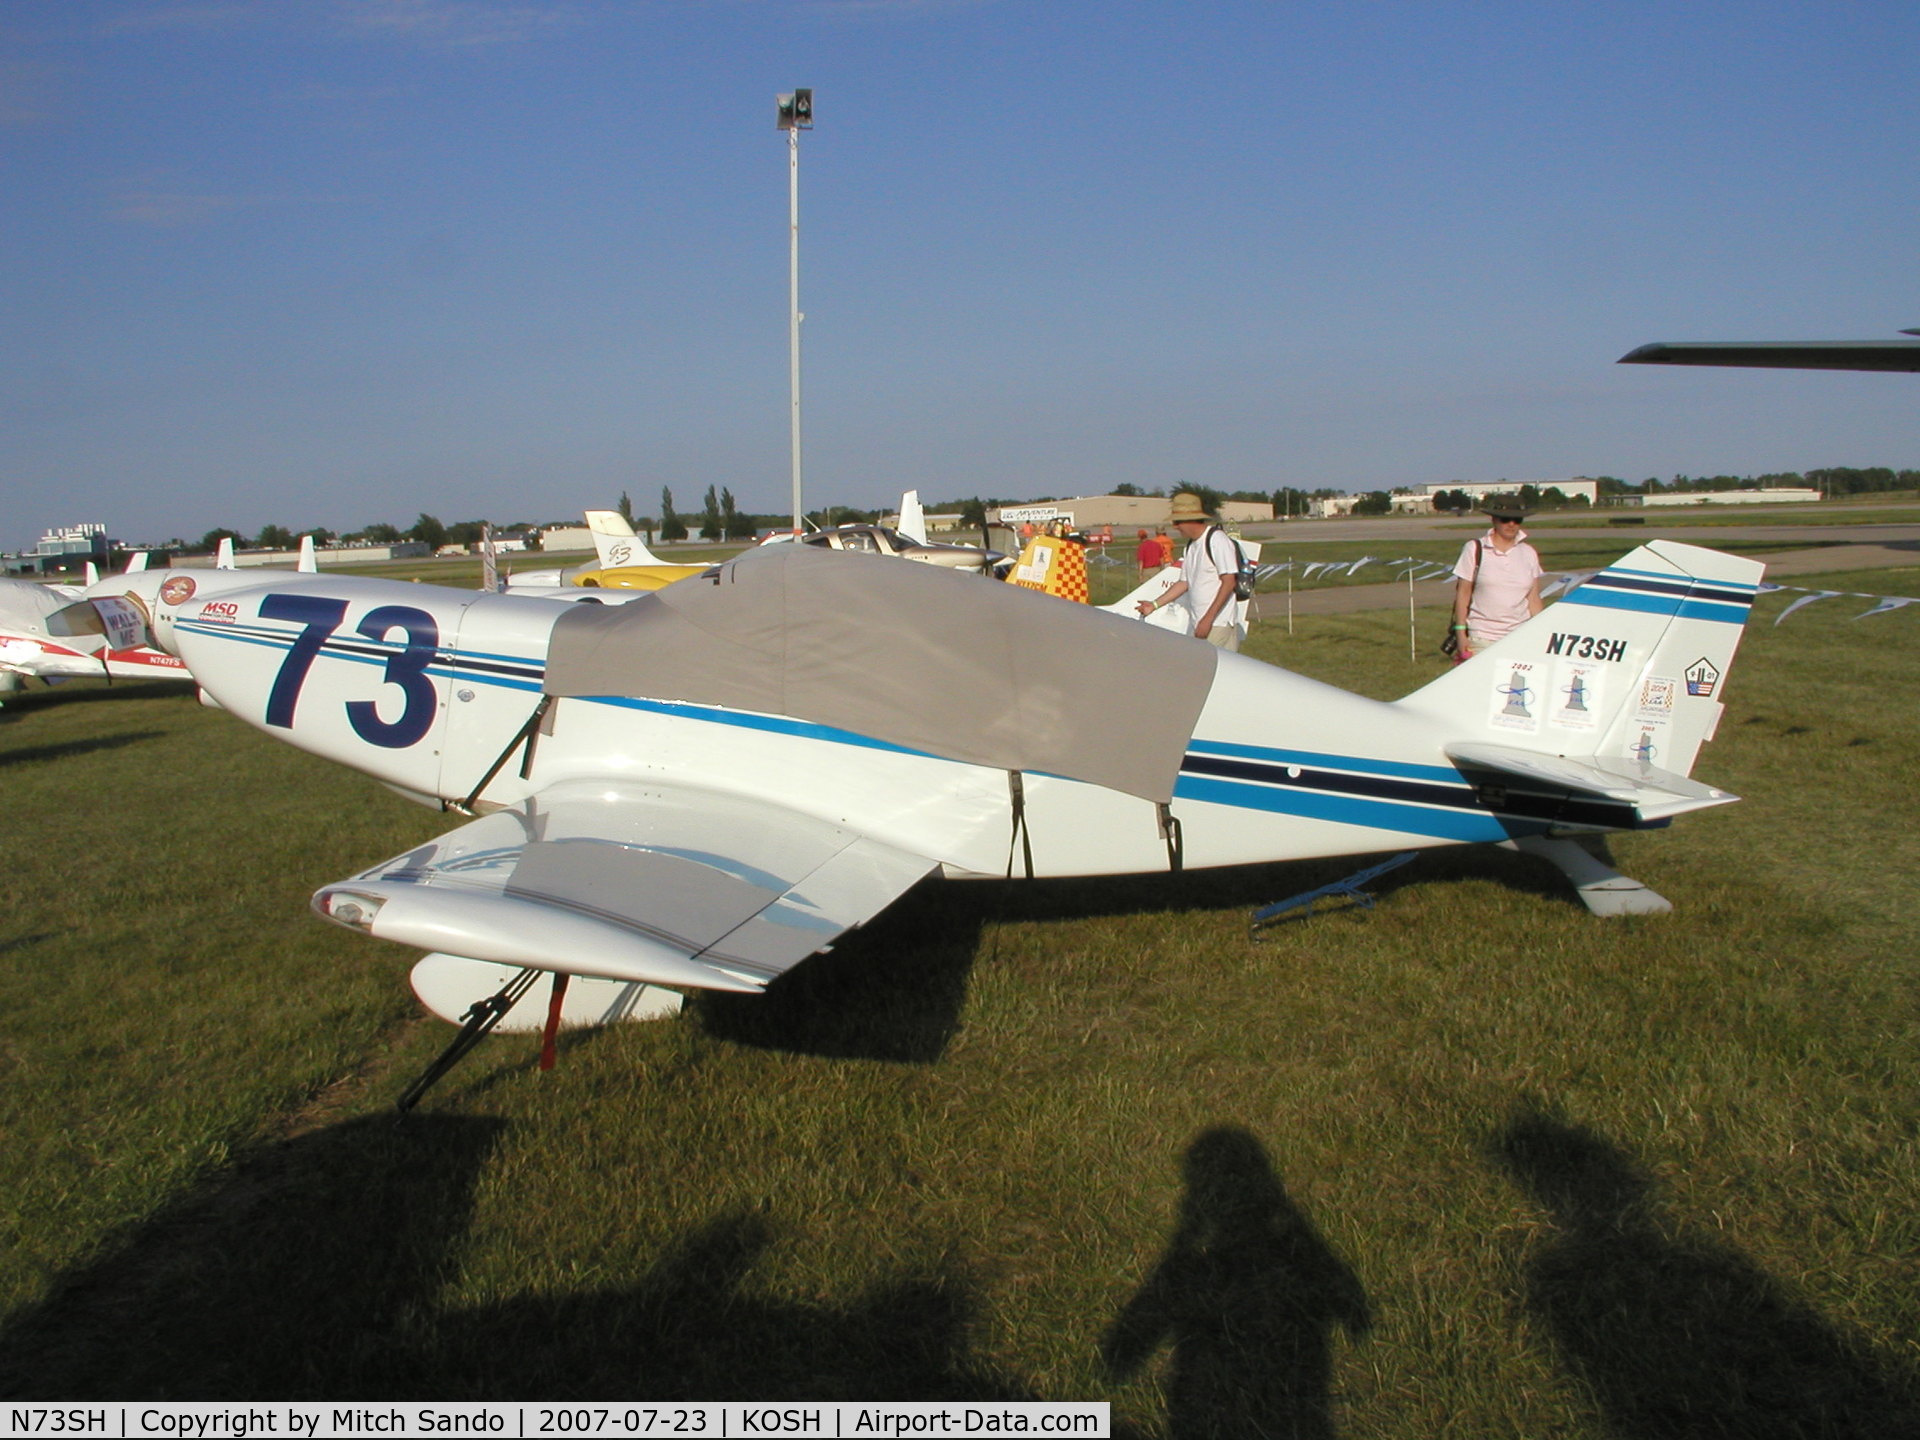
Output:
[1136, 492, 1243, 650]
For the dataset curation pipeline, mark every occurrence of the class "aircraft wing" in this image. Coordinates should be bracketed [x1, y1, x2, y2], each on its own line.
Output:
[1444, 742, 1739, 824]
[1618, 339, 1920, 372]
[312, 778, 939, 993]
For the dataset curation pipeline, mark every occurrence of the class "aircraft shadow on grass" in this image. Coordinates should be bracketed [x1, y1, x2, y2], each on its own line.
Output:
[1102, 1127, 1372, 1440]
[0, 678, 195, 715]
[0, 1115, 1034, 1403]
[0, 731, 164, 770]
[697, 846, 1569, 1065]
[1490, 1109, 1920, 1437]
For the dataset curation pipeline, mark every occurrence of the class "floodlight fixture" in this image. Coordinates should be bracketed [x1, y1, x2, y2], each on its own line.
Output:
[777, 88, 813, 131]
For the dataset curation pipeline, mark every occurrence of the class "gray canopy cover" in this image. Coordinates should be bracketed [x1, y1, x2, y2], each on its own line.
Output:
[543, 545, 1218, 804]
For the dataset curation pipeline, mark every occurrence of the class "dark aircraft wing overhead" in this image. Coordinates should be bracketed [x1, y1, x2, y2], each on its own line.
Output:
[1619, 340, 1920, 373]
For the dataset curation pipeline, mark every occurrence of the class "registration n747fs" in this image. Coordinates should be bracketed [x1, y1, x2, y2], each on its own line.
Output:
[77, 542, 1762, 1091]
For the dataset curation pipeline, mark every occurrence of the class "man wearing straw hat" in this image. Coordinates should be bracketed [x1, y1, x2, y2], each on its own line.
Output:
[1449, 494, 1544, 660]
[1135, 491, 1244, 651]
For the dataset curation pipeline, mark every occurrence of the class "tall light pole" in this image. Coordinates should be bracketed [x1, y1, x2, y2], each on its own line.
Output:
[777, 88, 813, 536]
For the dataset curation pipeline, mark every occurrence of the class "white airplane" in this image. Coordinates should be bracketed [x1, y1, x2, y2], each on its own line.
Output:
[0, 568, 188, 697]
[73, 539, 1762, 1104]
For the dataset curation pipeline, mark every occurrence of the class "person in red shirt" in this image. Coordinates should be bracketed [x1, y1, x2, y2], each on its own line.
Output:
[1135, 528, 1166, 577]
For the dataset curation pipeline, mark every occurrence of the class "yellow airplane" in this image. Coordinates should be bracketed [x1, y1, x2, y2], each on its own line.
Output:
[507, 512, 710, 592]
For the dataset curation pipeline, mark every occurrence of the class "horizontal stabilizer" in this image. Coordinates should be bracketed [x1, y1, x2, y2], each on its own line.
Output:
[1445, 742, 1739, 822]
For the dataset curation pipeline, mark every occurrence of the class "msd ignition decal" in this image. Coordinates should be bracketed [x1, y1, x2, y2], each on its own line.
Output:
[195, 599, 241, 624]
[158, 575, 197, 606]
[1686, 657, 1722, 697]
[1544, 632, 1628, 663]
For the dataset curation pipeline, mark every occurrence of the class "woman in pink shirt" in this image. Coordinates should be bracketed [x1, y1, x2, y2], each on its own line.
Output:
[1450, 496, 1544, 660]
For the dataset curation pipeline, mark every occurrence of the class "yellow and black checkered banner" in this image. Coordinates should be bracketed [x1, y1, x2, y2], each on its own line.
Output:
[1008, 535, 1090, 603]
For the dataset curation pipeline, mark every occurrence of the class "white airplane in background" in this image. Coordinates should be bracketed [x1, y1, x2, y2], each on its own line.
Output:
[762, 492, 1004, 574]
[70, 539, 1762, 1106]
[0, 558, 188, 696]
[1, 538, 327, 698]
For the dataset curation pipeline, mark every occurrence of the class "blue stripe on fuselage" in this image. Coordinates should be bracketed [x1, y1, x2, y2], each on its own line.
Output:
[175, 622, 1577, 843]
[1173, 773, 1532, 842]
[1560, 588, 1752, 624]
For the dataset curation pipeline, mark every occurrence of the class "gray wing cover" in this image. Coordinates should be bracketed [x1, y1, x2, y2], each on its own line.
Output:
[543, 544, 1217, 805]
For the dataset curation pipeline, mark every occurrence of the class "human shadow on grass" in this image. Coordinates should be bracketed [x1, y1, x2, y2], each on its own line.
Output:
[0, 731, 164, 768]
[1492, 1109, 1920, 1438]
[1103, 1127, 1372, 1440]
[0, 1112, 506, 1400]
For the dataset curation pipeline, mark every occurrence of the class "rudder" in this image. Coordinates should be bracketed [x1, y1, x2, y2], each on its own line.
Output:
[1398, 540, 1764, 779]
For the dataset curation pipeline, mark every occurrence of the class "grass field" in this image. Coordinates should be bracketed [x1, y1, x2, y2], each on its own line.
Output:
[363, 530, 1904, 613]
[1, 561, 1916, 1427]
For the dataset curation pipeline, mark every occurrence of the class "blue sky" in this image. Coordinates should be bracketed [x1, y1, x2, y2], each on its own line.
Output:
[5, 0, 1917, 546]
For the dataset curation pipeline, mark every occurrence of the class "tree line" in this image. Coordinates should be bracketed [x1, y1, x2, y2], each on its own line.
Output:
[1596, 468, 1920, 497]
[166, 465, 1918, 556]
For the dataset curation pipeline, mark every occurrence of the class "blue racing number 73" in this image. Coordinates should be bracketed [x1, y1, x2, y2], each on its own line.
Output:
[260, 594, 441, 748]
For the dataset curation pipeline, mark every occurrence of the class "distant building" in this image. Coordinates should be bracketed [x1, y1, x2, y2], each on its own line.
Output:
[1637, 488, 1820, 507]
[539, 525, 594, 553]
[1408, 479, 1600, 509]
[987, 495, 1274, 531]
[5, 522, 116, 575]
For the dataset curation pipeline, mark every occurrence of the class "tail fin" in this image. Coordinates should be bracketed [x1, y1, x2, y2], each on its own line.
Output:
[297, 534, 318, 573]
[1399, 541, 1763, 807]
[216, 537, 235, 570]
[1102, 566, 1187, 631]
[897, 490, 929, 545]
[584, 510, 666, 569]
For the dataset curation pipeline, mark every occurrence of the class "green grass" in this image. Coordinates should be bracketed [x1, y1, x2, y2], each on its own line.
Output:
[0, 579, 1915, 1427]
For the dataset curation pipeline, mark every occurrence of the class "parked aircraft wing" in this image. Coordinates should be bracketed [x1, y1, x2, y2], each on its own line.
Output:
[1619, 339, 1920, 372]
[312, 776, 939, 993]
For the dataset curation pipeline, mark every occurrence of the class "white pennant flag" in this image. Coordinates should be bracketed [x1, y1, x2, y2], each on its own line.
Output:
[1853, 595, 1917, 620]
[1774, 590, 1839, 625]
